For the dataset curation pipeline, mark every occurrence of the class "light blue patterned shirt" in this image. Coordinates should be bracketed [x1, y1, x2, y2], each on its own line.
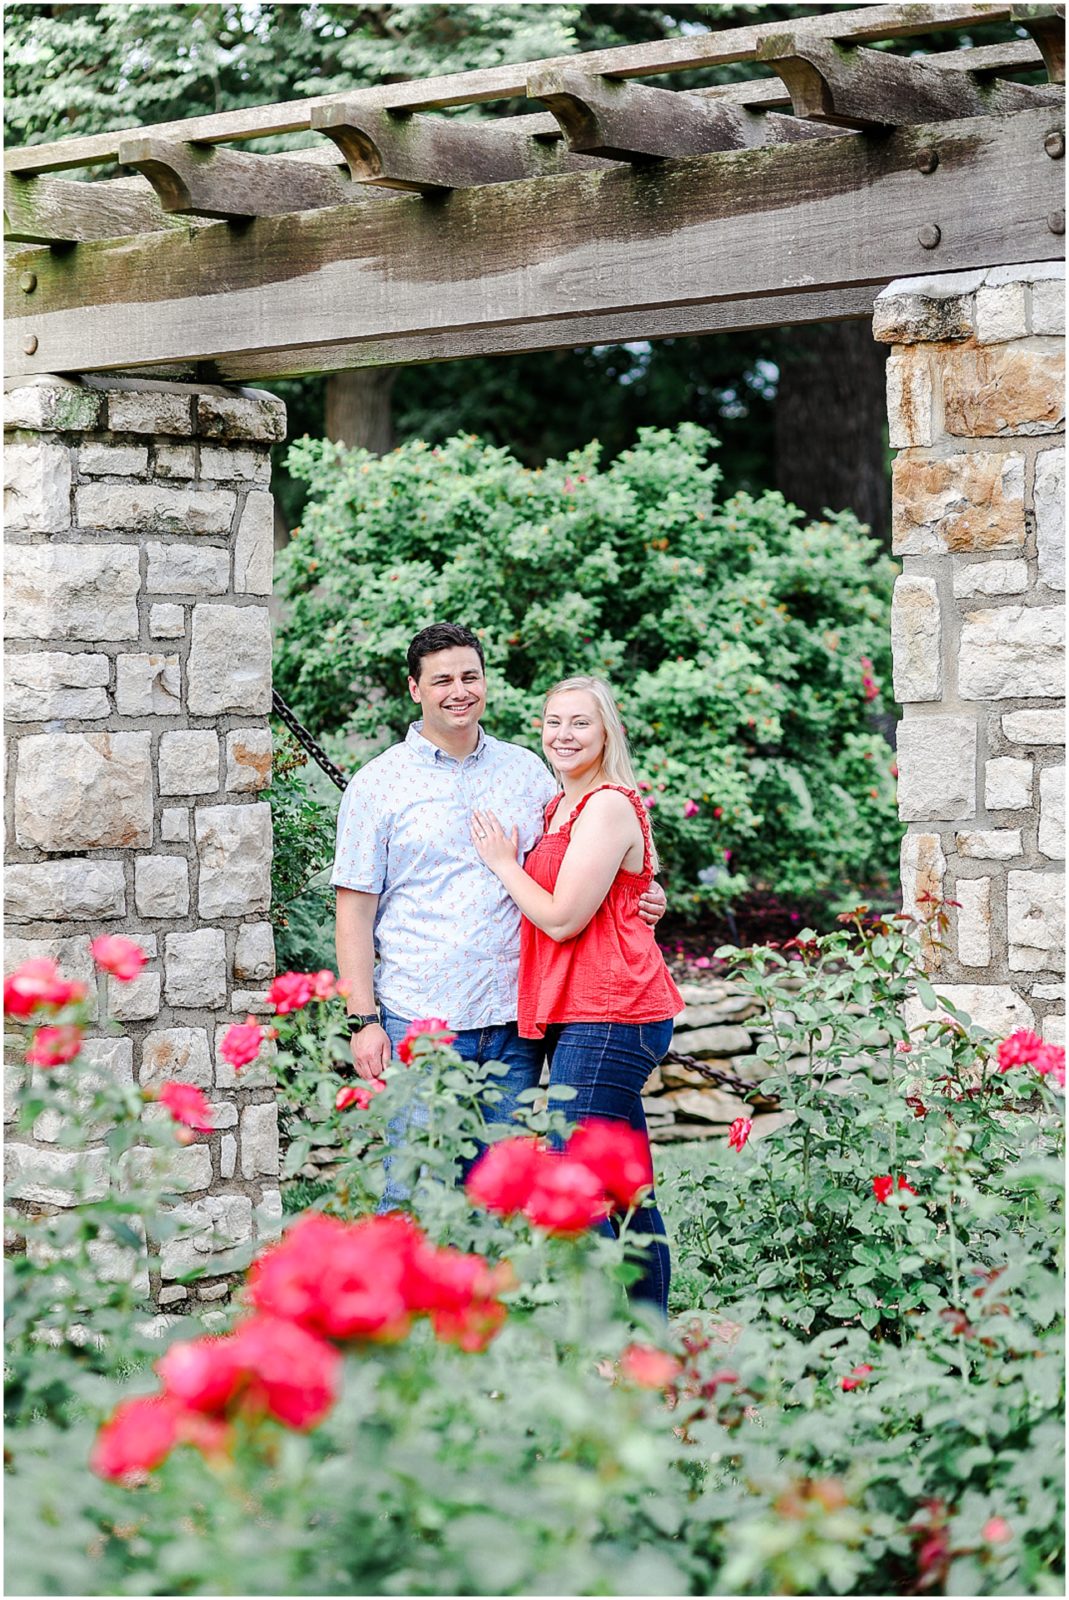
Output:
[332, 722, 557, 1028]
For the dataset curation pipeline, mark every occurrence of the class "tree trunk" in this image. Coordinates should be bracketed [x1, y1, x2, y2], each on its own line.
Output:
[773, 322, 890, 545]
[324, 367, 398, 453]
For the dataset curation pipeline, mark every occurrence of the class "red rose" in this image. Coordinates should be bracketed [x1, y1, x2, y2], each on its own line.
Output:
[408, 1244, 511, 1352]
[897, 1174, 917, 1198]
[90, 1395, 181, 1482]
[25, 1023, 83, 1068]
[90, 936, 148, 982]
[157, 1333, 244, 1415]
[265, 971, 316, 1014]
[311, 970, 338, 1000]
[465, 1136, 549, 1216]
[4, 957, 87, 1018]
[228, 1315, 340, 1430]
[619, 1343, 682, 1389]
[840, 1363, 873, 1391]
[335, 1078, 385, 1111]
[997, 1030, 1046, 1073]
[246, 1212, 413, 1343]
[220, 1015, 265, 1071]
[397, 1017, 457, 1064]
[157, 1081, 215, 1132]
[727, 1117, 753, 1153]
[566, 1119, 653, 1209]
[872, 1175, 894, 1204]
[522, 1158, 612, 1235]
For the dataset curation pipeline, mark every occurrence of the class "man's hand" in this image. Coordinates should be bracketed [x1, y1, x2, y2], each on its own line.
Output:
[638, 879, 668, 927]
[350, 1023, 391, 1080]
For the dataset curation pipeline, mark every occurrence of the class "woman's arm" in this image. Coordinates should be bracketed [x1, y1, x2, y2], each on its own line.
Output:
[472, 791, 641, 941]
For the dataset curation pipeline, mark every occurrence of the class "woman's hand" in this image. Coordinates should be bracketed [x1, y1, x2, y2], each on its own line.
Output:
[471, 809, 520, 875]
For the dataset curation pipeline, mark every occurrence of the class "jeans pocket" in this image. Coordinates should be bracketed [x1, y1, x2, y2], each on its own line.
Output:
[637, 1019, 673, 1065]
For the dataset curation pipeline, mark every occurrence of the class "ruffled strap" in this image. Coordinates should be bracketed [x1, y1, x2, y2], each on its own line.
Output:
[559, 784, 654, 880]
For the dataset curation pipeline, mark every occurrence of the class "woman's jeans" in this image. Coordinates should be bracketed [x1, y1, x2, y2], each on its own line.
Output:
[544, 1018, 673, 1318]
[378, 1008, 543, 1209]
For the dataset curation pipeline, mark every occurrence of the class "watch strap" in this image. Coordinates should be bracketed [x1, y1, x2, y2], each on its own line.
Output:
[346, 1011, 381, 1035]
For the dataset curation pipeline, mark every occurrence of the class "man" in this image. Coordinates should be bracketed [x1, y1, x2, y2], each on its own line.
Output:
[332, 621, 665, 1129]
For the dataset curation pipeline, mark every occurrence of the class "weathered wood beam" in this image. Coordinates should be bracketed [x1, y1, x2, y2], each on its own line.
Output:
[3, 5, 1018, 174]
[3, 171, 203, 244]
[526, 68, 846, 161]
[756, 36, 1062, 128]
[115, 138, 357, 218]
[5, 108, 1062, 380]
[1011, 4, 1067, 84]
[208, 286, 879, 383]
[309, 104, 604, 192]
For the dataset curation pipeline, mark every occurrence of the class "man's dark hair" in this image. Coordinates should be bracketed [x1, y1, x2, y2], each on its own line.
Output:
[406, 622, 485, 682]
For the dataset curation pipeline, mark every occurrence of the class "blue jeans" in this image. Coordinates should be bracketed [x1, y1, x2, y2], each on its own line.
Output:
[379, 1008, 544, 1209]
[545, 1018, 674, 1318]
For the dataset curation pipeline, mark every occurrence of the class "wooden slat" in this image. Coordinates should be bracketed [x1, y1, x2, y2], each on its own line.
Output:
[116, 138, 357, 218]
[756, 38, 1061, 128]
[5, 108, 1062, 379]
[3, 4, 1017, 174]
[310, 104, 606, 192]
[3, 171, 204, 244]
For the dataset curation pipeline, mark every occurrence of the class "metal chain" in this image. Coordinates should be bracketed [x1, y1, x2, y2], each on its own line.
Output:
[662, 1048, 779, 1108]
[271, 690, 349, 792]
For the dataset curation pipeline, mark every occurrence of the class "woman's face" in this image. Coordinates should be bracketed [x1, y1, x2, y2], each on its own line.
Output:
[542, 690, 606, 782]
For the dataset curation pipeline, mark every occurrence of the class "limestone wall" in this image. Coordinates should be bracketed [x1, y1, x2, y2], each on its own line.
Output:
[875, 263, 1065, 1044]
[4, 374, 285, 1305]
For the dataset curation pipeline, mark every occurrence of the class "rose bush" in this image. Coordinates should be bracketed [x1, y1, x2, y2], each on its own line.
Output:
[4, 912, 1063, 1596]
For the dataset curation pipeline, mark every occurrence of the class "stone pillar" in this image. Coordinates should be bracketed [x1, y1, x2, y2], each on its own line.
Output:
[4, 374, 285, 1305]
[875, 263, 1065, 1045]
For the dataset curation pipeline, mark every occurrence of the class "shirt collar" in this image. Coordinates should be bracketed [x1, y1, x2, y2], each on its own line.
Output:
[406, 721, 488, 767]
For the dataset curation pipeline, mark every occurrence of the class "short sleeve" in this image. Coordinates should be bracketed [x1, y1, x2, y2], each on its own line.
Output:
[331, 772, 388, 892]
[525, 754, 558, 810]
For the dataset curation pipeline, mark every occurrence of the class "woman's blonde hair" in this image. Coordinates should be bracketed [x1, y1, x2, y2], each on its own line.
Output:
[542, 675, 658, 870]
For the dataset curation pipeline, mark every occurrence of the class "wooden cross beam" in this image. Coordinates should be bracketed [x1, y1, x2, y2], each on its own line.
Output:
[1012, 3, 1067, 81]
[115, 139, 357, 219]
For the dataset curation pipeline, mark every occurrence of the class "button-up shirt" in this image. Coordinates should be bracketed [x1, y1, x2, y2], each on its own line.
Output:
[331, 722, 557, 1028]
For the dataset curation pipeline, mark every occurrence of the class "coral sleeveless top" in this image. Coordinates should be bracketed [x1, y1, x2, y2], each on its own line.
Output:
[517, 785, 684, 1040]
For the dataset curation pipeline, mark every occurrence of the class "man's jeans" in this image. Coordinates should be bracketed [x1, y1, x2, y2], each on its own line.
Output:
[378, 1008, 543, 1210]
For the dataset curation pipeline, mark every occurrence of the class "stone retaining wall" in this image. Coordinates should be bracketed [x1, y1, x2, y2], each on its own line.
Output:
[875, 262, 1065, 1046]
[4, 374, 284, 1306]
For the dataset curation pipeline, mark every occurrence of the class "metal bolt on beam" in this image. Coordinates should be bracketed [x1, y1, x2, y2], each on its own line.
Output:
[1048, 209, 1065, 234]
[915, 147, 939, 173]
[22, 335, 39, 355]
[18, 272, 38, 293]
[918, 223, 942, 248]
[1044, 130, 1065, 159]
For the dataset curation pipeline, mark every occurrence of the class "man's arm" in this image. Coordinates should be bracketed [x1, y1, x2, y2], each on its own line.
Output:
[335, 888, 391, 1080]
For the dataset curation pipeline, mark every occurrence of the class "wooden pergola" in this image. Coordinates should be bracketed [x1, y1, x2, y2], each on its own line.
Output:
[4, 1, 1065, 383]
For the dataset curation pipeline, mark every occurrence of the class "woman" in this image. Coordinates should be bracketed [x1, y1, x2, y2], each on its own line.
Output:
[471, 675, 683, 1316]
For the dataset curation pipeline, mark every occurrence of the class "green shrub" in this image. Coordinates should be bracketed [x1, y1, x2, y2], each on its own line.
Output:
[274, 426, 900, 918]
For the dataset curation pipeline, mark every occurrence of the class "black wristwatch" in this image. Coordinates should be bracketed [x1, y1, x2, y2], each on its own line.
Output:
[346, 1011, 381, 1036]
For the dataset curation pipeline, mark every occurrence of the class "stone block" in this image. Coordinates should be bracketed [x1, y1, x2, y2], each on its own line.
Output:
[955, 877, 992, 968]
[240, 1101, 279, 1179]
[4, 934, 97, 1018]
[89, 1228, 149, 1296]
[122, 1143, 212, 1196]
[1043, 1013, 1065, 1047]
[15, 731, 153, 851]
[5, 651, 110, 721]
[158, 730, 219, 796]
[195, 803, 272, 918]
[234, 921, 275, 983]
[77, 482, 235, 536]
[199, 446, 271, 483]
[107, 388, 193, 436]
[220, 1136, 237, 1181]
[4, 379, 102, 433]
[135, 857, 190, 918]
[4, 437, 72, 533]
[233, 490, 274, 594]
[1033, 983, 1065, 1001]
[4, 858, 126, 922]
[942, 343, 1065, 437]
[140, 1027, 212, 1090]
[897, 716, 976, 822]
[197, 1280, 231, 1301]
[871, 272, 981, 344]
[154, 442, 196, 479]
[187, 604, 272, 716]
[952, 560, 1028, 598]
[891, 452, 1024, 556]
[213, 1024, 274, 1089]
[1034, 449, 1065, 594]
[164, 930, 227, 1009]
[158, 1193, 253, 1279]
[899, 831, 947, 969]
[5, 543, 140, 641]
[195, 390, 285, 443]
[1007, 870, 1065, 972]
[984, 757, 1033, 812]
[956, 829, 1022, 860]
[149, 603, 186, 638]
[885, 347, 934, 448]
[1039, 766, 1065, 860]
[974, 282, 1028, 344]
[256, 1189, 284, 1240]
[5, 1143, 109, 1206]
[1001, 710, 1065, 746]
[146, 541, 230, 597]
[115, 653, 181, 716]
[672, 1024, 752, 1058]
[225, 728, 272, 791]
[1031, 278, 1066, 337]
[890, 574, 941, 701]
[78, 442, 148, 477]
[903, 982, 1035, 1038]
[161, 808, 190, 843]
[32, 1037, 134, 1142]
[106, 970, 161, 1023]
[229, 990, 274, 1015]
[958, 606, 1064, 700]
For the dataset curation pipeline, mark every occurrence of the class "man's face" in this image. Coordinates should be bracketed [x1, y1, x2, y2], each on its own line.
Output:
[408, 646, 487, 743]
